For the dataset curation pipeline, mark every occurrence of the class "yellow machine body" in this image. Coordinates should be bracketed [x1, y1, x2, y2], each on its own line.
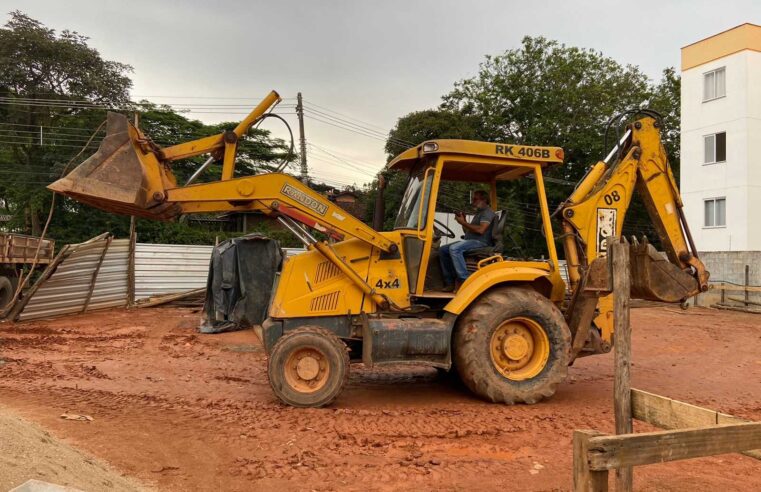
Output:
[269, 139, 568, 322]
[49, 91, 708, 369]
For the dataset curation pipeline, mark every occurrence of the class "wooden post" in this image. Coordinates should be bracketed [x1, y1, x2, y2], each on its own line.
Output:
[127, 216, 137, 307]
[745, 265, 750, 307]
[82, 236, 112, 313]
[573, 430, 609, 491]
[609, 237, 633, 491]
[721, 282, 725, 304]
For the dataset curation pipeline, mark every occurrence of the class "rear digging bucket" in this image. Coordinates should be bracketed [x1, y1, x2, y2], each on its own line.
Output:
[629, 238, 700, 302]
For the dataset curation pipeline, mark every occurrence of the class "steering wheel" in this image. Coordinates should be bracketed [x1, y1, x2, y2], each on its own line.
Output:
[433, 219, 456, 239]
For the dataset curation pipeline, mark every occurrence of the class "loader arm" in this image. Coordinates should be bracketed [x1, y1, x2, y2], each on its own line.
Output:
[560, 116, 709, 349]
[48, 91, 395, 253]
[165, 173, 395, 251]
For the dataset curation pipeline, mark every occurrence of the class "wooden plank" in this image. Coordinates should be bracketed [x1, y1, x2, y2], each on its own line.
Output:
[728, 296, 761, 307]
[6, 244, 71, 321]
[573, 430, 609, 492]
[587, 422, 761, 470]
[134, 288, 206, 308]
[712, 304, 761, 314]
[609, 237, 633, 492]
[632, 388, 720, 428]
[710, 284, 761, 293]
[82, 236, 112, 313]
[632, 388, 761, 460]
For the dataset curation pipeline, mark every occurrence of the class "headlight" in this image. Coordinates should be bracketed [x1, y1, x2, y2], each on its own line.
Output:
[422, 142, 438, 152]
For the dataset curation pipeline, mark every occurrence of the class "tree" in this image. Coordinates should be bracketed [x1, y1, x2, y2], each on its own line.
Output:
[0, 10, 132, 235]
[385, 109, 480, 159]
[0, 12, 298, 246]
[384, 36, 681, 255]
[359, 110, 480, 231]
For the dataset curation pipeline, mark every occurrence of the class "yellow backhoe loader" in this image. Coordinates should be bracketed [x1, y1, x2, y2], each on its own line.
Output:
[49, 91, 708, 407]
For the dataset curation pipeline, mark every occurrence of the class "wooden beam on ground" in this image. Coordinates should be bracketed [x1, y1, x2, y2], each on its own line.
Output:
[631, 388, 761, 460]
[586, 422, 761, 470]
[727, 296, 761, 307]
[609, 237, 633, 492]
[134, 288, 206, 308]
[573, 430, 609, 492]
[711, 304, 761, 314]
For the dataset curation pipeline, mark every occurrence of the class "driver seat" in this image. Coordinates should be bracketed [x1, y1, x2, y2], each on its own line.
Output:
[464, 210, 507, 265]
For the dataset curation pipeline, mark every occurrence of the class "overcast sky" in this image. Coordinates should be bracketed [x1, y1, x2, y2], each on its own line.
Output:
[3, 1, 761, 187]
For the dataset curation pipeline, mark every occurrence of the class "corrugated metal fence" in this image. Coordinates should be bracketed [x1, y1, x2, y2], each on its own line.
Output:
[16, 237, 130, 321]
[10, 235, 306, 321]
[134, 243, 213, 300]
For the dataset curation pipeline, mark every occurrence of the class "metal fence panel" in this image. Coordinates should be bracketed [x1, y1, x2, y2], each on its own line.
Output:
[134, 243, 213, 300]
[18, 238, 129, 321]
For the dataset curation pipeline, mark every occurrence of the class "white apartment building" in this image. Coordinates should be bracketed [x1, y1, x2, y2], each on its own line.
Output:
[680, 23, 761, 252]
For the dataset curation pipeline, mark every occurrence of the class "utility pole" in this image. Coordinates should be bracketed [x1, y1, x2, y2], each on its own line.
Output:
[296, 92, 308, 183]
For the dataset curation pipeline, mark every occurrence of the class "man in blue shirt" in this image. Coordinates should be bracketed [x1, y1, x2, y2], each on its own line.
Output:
[439, 190, 495, 292]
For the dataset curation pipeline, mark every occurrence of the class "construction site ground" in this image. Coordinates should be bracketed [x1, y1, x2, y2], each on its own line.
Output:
[0, 306, 759, 491]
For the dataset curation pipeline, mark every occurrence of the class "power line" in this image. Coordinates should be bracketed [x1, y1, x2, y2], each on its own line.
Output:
[307, 143, 380, 174]
[303, 99, 390, 133]
[303, 107, 412, 148]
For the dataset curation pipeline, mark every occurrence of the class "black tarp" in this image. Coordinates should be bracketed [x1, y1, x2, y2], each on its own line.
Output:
[200, 235, 283, 333]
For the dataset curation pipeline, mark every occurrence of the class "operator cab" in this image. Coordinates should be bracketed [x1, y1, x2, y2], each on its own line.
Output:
[386, 139, 566, 300]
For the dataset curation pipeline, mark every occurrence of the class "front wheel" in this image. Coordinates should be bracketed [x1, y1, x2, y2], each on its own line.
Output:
[268, 326, 349, 408]
[453, 286, 571, 404]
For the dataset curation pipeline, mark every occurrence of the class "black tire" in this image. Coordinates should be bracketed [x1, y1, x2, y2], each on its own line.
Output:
[268, 326, 349, 408]
[0, 276, 13, 309]
[453, 286, 571, 404]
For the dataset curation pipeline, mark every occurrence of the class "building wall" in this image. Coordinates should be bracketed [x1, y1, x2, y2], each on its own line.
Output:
[692, 250, 761, 306]
[681, 47, 761, 252]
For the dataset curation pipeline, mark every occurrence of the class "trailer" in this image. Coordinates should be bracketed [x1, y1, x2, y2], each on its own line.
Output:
[0, 233, 55, 308]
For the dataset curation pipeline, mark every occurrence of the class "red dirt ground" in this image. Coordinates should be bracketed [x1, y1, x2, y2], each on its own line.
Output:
[1, 306, 760, 491]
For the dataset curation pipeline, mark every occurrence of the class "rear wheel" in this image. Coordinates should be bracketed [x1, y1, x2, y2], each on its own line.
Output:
[453, 286, 571, 404]
[268, 326, 349, 408]
[0, 276, 13, 309]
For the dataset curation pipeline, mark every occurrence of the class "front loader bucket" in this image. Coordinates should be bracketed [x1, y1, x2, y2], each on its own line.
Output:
[629, 238, 700, 302]
[48, 112, 180, 220]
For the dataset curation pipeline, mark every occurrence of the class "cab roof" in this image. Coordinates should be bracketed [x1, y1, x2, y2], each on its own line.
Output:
[386, 139, 564, 182]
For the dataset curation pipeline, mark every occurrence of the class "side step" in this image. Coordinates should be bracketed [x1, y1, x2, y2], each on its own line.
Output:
[363, 317, 454, 369]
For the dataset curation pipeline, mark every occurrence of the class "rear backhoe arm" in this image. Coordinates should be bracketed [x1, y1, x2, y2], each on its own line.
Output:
[559, 116, 709, 353]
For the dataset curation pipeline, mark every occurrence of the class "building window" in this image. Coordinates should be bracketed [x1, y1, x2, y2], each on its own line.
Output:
[704, 197, 726, 228]
[703, 67, 726, 101]
[703, 132, 726, 164]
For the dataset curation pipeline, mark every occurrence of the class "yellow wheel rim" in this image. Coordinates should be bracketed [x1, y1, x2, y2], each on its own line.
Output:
[489, 317, 550, 381]
[284, 347, 330, 393]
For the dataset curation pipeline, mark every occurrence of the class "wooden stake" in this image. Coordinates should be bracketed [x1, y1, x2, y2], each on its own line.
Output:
[127, 216, 137, 307]
[609, 236, 632, 491]
[573, 430, 609, 491]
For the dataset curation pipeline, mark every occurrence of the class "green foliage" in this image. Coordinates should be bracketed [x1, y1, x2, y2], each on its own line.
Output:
[0, 11, 297, 248]
[385, 36, 681, 257]
[0, 10, 132, 235]
[385, 109, 480, 159]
